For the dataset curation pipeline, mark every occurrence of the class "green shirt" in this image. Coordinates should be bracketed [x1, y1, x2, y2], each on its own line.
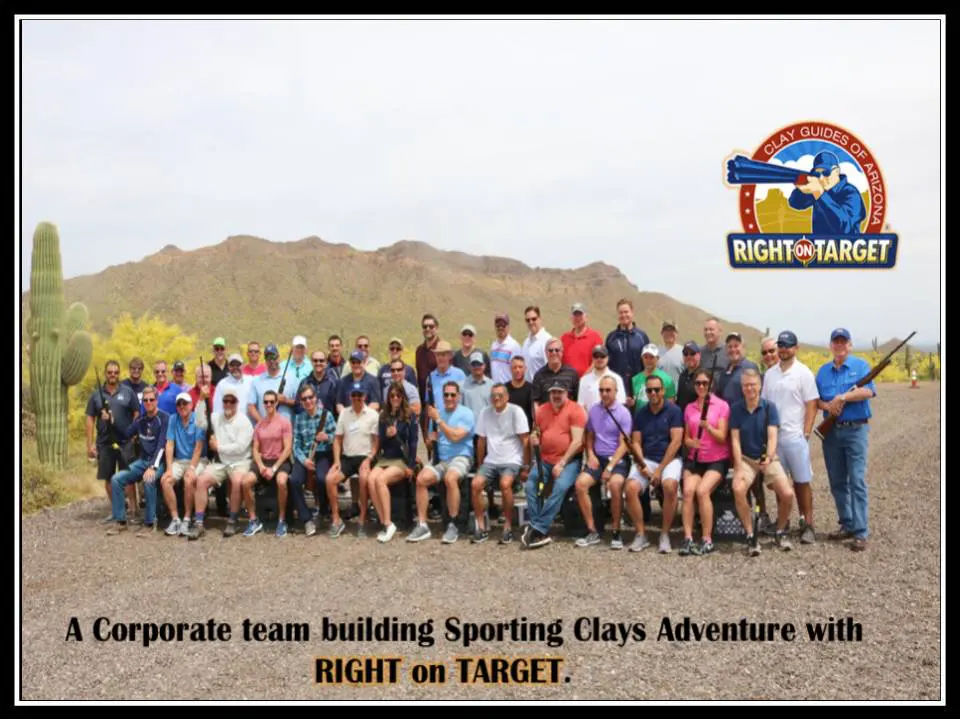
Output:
[631, 369, 677, 408]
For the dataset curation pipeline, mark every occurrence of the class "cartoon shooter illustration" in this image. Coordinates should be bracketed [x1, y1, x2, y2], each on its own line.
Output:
[726, 150, 866, 235]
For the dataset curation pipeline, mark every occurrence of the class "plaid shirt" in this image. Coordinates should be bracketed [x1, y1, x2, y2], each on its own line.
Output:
[293, 408, 337, 465]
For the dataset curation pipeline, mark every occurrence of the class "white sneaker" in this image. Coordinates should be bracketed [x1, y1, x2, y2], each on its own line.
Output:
[165, 518, 181, 536]
[379, 523, 397, 543]
[658, 533, 672, 554]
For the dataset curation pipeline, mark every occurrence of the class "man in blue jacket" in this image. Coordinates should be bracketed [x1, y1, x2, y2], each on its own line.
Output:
[605, 299, 650, 408]
[105, 385, 169, 536]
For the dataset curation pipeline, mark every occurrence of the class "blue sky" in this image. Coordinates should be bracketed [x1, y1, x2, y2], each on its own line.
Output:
[17, 17, 943, 346]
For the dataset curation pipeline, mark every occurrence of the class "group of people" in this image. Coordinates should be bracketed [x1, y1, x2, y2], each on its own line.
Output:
[88, 301, 876, 554]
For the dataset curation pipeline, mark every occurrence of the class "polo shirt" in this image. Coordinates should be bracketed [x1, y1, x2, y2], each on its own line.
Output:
[586, 402, 632, 458]
[535, 400, 587, 465]
[462, 375, 496, 417]
[86, 384, 140, 448]
[561, 327, 605, 377]
[631, 369, 677, 409]
[657, 344, 684, 386]
[490, 335, 523, 384]
[730, 399, 781, 459]
[507, 381, 534, 427]
[428, 366, 466, 406]
[717, 359, 760, 406]
[336, 372, 382, 408]
[167, 412, 206, 461]
[531, 364, 581, 404]
[436, 404, 476, 462]
[632, 401, 684, 463]
[335, 405, 379, 457]
[682, 396, 731, 463]
[453, 349, 492, 378]
[699, 344, 729, 376]
[248, 370, 299, 421]
[815, 356, 877, 422]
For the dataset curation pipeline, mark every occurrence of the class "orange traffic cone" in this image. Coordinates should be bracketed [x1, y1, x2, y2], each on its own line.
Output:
[911, 370, 918, 389]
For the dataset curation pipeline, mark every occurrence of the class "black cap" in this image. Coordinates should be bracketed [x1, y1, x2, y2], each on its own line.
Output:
[172, 360, 185, 371]
[547, 379, 569, 393]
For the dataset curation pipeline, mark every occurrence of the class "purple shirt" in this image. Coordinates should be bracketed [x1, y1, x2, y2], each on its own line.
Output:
[586, 402, 632, 458]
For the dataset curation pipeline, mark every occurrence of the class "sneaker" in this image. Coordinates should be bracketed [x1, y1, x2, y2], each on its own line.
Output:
[829, 528, 854, 541]
[748, 533, 761, 557]
[527, 529, 551, 549]
[472, 530, 489, 544]
[165, 518, 181, 536]
[136, 524, 156, 538]
[658, 533, 672, 554]
[800, 525, 816, 544]
[379, 523, 397, 543]
[699, 539, 714, 555]
[106, 522, 127, 536]
[357, 524, 367, 539]
[776, 531, 792, 551]
[610, 531, 624, 550]
[223, 521, 237, 538]
[851, 537, 868, 552]
[497, 515, 506, 525]
[276, 521, 288, 538]
[100, 515, 116, 524]
[188, 522, 205, 541]
[243, 518, 263, 537]
[304, 520, 316, 538]
[406, 523, 431, 542]
[442, 522, 459, 544]
[678, 537, 696, 556]
[575, 532, 601, 548]
[328, 521, 345, 539]
[179, 519, 192, 537]
[629, 534, 651, 552]
[521, 525, 532, 547]
[500, 530, 514, 544]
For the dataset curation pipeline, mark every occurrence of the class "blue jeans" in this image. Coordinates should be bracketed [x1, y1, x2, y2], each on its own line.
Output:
[822, 423, 869, 539]
[524, 460, 581, 534]
[111, 458, 163, 525]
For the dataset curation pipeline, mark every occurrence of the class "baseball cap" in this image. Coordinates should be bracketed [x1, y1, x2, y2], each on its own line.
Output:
[494, 313, 509, 325]
[641, 343, 659, 357]
[460, 324, 477, 335]
[776, 331, 799, 348]
[388, 336, 404, 348]
[831, 327, 852, 341]
[683, 341, 700, 354]
[592, 344, 608, 358]
[172, 360, 185, 371]
[433, 340, 453, 353]
[175, 392, 192, 405]
[220, 386, 238, 400]
[571, 303, 586, 314]
[227, 353, 243, 364]
[547, 379, 569, 393]
[292, 335, 307, 347]
[349, 350, 365, 362]
[264, 343, 279, 357]
[725, 332, 744, 344]
[661, 320, 678, 332]
[469, 351, 485, 365]
[212, 337, 226, 348]
[811, 151, 841, 175]
[349, 382, 367, 396]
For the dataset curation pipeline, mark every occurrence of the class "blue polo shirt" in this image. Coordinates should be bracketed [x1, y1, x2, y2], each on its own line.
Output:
[167, 412, 206, 460]
[428, 366, 466, 406]
[815, 356, 877, 422]
[437, 404, 475, 462]
[730, 399, 780, 459]
[632, 402, 684, 463]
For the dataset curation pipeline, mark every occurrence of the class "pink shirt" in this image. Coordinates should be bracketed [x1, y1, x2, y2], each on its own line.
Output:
[683, 395, 731, 463]
[254, 414, 292, 461]
[243, 363, 267, 377]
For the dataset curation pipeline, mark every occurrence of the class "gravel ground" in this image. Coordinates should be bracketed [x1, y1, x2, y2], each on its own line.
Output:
[20, 383, 942, 701]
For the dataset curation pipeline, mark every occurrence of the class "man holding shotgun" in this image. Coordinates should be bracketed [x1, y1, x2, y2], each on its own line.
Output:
[815, 328, 878, 552]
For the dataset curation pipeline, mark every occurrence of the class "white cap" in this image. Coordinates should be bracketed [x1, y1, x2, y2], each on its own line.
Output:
[292, 335, 307, 347]
[641, 343, 660, 357]
[227, 353, 243, 364]
[175, 392, 193, 405]
[220, 386, 238, 399]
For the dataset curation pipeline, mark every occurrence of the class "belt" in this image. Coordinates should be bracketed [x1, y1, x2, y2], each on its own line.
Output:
[835, 419, 868, 426]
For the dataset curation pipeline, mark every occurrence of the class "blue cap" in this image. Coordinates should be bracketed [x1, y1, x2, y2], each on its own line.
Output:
[350, 350, 365, 362]
[682, 341, 700, 354]
[811, 151, 840, 174]
[777, 330, 798, 348]
[264, 343, 279, 356]
[350, 382, 367, 396]
[830, 328, 852, 342]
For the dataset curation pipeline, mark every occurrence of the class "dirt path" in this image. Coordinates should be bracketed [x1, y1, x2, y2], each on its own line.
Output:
[20, 383, 942, 701]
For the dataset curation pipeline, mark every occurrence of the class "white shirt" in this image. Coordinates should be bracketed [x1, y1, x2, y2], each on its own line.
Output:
[760, 360, 819, 439]
[490, 335, 523, 384]
[335, 405, 380, 457]
[522, 327, 553, 382]
[476, 403, 530, 466]
[213, 375, 251, 418]
[577, 368, 627, 413]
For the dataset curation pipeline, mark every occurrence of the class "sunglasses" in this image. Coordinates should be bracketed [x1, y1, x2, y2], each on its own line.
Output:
[645, 387, 663, 394]
[391, 367, 404, 372]
[222, 398, 237, 404]
[525, 317, 538, 323]
[461, 331, 474, 337]
[695, 381, 710, 387]
[263, 400, 276, 406]
[312, 359, 326, 364]
[389, 345, 402, 351]
[682, 351, 697, 357]
[176, 400, 190, 406]
[143, 397, 157, 403]
[422, 324, 436, 330]
[265, 354, 279, 361]
[301, 394, 316, 401]
[443, 392, 458, 398]
[547, 348, 562, 354]
[214, 346, 225, 351]
[357, 344, 369, 349]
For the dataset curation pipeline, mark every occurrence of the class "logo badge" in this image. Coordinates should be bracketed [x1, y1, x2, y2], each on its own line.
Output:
[724, 122, 898, 269]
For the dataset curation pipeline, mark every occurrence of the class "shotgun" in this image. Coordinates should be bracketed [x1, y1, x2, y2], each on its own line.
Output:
[95, 368, 121, 452]
[200, 356, 219, 463]
[532, 422, 550, 498]
[691, 353, 720, 465]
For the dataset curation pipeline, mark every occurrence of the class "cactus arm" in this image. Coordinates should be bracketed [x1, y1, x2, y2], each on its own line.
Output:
[65, 302, 89, 336]
[61, 330, 93, 386]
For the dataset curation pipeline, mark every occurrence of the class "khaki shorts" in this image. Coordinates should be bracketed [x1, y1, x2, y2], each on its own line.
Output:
[376, 458, 408, 471]
[736, 457, 789, 488]
[170, 459, 208, 482]
[202, 460, 253, 486]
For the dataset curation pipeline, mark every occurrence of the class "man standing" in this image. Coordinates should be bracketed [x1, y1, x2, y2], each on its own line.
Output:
[298, 350, 339, 420]
[213, 354, 252, 419]
[326, 335, 347, 379]
[408, 381, 476, 544]
[105, 385, 169, 537]
[248, 344, 299, 423]
[522, 381, 587, 549]
[531, 338, 580, 414]
[208, 337, 230, 386]
[657, 321, 684, 386]
[574, 376, 632, 549]
[336, 350, 382, 413]
[341, 335, 380, 378]
[577, 344, 626, 413]
[631, 345, 677, 409]
[562, 303, 605, 378]
[188, 364, 214, 412]
[243, 341, 267, 377]
[717, 332, 760, 406]
[470, 383, 530, 544]
[383, 359, 422, 417]
[86, 360, 140, 513]
[507, 356, 534, 428]
[521, 306, 552, 382]
[816, 328, 876, 552]
[760, 336, 780, 372]
[157, 360, 190, 416]
[462, 352, 496, 417]
[121, 357, 148, 406]
[761, 331, 819, 544]
[415, 315, 441, 416]
[490, 313, 523, 385]
[700, 318, 730, 376]
[605, 299, 650, 406]
[676, 342, 701, 412]
[453, 324, 491, 377]
[378, 337, 418, 389]
[290, 336, 313, 384]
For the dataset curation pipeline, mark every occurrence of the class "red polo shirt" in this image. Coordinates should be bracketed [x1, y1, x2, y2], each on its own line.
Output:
[560, 327, 604, 377]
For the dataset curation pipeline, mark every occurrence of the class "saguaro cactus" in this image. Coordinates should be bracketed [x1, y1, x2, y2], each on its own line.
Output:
[28, 222, 93, 468]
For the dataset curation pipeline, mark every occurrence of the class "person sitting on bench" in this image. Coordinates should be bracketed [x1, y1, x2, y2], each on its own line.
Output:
[369, 382, 419, 543]
[326, 382, 380, 538]
[159, 392, 207, 538]
[244, 390, 293, 538]
[289, 384, 337, 538]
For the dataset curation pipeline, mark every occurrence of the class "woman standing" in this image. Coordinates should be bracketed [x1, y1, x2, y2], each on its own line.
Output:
[680, 369, 731, 556]
[369, 382, 419, 543]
